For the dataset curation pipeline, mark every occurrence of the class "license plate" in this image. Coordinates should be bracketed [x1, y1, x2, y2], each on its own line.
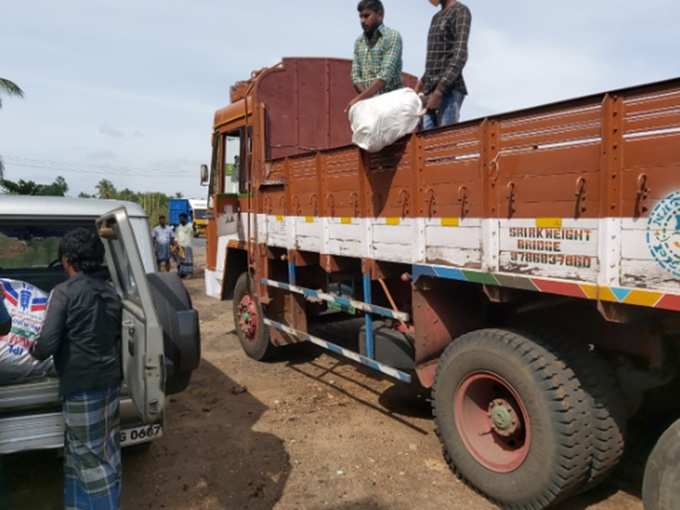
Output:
[120, 424, 162, 447]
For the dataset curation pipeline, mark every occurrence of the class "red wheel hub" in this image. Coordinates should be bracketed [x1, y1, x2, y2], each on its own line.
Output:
[454, 372, 531, 473]
[238, 295, 258, 341]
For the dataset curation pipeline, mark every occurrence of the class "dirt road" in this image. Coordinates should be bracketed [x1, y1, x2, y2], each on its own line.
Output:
[7, 253, 645, 509]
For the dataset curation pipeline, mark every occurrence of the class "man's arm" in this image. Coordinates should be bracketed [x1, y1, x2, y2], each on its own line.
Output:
[436, 6, 471, 94]
[351, 39, 365, 95]
[0, 298, 11, 336]
[31, 286, 68, 361]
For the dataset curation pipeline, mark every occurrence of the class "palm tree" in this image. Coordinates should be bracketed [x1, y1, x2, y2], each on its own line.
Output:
[0, 78, 24, 182]
[0, 78, 23, 108]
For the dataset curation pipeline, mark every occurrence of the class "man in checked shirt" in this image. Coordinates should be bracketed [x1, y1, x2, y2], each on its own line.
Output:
[348, 0, 403, 111]
[417, 0, 472, 129]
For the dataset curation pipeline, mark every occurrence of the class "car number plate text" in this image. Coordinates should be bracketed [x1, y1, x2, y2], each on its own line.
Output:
[120, 424, 162, 446]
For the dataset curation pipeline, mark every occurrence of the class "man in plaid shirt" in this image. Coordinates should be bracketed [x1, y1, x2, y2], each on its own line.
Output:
[348, 0, 403, 111]
[417, 0, 472, 129]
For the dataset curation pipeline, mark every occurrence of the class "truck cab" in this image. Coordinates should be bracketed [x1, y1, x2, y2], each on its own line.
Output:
[0, 196, 201, 454]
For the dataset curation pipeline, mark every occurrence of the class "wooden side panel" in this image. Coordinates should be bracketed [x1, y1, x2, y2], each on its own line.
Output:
[418, 126, 484, 267]
[620, 86, 680, 291]
[492, 103, 604, 281]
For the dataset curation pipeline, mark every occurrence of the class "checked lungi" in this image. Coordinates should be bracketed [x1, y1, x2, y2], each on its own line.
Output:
[176, 246, 194, 278]
[63, 386, 122, 510]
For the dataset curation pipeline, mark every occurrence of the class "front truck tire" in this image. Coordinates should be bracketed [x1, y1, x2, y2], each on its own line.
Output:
[433, 329, 592, 509]
[643, 418, 680, 510]
[233, 273, 277, 361]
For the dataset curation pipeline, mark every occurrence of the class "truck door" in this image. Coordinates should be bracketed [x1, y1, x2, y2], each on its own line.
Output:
[97, 208, 165, 423]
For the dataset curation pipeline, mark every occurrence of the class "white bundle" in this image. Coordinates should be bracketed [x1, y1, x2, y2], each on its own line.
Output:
[349, 88, 424, 153]
[0, 279, 55, 385]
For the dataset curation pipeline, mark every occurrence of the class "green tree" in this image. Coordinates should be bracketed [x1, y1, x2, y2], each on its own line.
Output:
[95, 179, 117, 199]
[0, 78, 24, 181]
[0, 176, 68, 196]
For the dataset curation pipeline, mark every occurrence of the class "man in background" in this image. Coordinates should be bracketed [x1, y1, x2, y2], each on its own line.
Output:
[348, 0, 403, 111]
[174, 213, 194, 279]
[417, 0, 471, 129]
[31, 228, 122, 510]
[152, 215, 174, 272]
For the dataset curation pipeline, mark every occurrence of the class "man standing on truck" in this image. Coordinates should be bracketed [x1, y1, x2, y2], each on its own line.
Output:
[30, 228, 123, 510]
[417, 0, 471, 129]
[152, 214, 174, 272]
[348, 0, 404, 110]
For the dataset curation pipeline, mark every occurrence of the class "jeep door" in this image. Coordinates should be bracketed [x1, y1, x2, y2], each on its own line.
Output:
[97, 208, 164, 423]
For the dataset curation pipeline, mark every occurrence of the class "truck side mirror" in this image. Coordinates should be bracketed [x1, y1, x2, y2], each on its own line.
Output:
[200, 165, 209, 186]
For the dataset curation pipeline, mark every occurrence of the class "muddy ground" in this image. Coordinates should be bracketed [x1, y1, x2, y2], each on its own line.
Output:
[6, 247, 648, 510]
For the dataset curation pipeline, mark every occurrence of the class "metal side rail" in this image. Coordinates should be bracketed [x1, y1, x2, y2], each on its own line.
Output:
[0, 412, 64, 454]
[0, 379, 60, 412]
[261, 279, 410, 322]
[264, 318, 412, 384]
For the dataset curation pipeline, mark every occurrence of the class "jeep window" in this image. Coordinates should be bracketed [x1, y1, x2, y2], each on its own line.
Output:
[0, 221, 96, 270]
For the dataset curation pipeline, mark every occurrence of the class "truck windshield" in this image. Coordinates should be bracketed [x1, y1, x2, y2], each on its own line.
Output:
[0, 221, 95, 270]
[193, 209, 208, 220]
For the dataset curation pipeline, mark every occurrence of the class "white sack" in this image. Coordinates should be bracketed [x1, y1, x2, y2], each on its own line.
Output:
[0, 279, 55, 385]
[349, 88, 424, 153]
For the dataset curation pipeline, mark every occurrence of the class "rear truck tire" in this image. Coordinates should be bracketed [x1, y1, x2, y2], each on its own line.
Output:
[233, 272, 276, 361]
[550, 339, 627, 490]
[643, 418, 680, 510]
[432, 329, 592, 509]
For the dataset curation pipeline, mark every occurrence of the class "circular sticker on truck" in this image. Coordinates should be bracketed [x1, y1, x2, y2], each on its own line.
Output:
[647, 192, 680, 278]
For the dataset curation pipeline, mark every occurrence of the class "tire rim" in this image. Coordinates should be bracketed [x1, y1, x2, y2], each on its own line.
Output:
[454, 371, 531, 473]
[238, 295, 258, 341]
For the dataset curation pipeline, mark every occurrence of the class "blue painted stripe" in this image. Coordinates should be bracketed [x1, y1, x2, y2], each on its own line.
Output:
[611, 287, 632, 302]
[363, 273, 375, 360]
[264, 318, 412, 383]
[288, 263, 297, 286]
[303, 288, 318, 299]
[413, 264, 467, 282]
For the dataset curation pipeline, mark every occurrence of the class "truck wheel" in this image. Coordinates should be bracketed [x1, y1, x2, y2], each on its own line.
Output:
[432, 329, 591, 509]
[233, 273, 276, 361]
[643, 418, 680, 510]
[553, 340, 626, 489]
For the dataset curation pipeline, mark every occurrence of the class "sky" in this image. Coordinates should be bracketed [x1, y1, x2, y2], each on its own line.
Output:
[1, 0, 678, 198]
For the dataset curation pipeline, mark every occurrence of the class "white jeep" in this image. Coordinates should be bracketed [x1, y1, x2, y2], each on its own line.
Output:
[0, 196, 201, 453]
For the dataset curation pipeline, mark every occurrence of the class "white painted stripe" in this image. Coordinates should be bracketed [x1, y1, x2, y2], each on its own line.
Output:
[211, 213, 677, 297]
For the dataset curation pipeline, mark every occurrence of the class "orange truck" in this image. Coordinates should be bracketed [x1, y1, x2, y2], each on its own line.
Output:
[201, 57, 680, 509]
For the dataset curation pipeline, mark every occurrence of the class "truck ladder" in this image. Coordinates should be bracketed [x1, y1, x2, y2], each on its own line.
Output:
[262, 268, 412, 384]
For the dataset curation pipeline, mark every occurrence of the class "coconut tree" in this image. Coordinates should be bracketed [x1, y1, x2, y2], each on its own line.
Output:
[0, 78, 24, 181]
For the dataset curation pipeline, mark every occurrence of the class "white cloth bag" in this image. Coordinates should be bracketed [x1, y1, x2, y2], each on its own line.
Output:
[349, 88, 424, 153]
[0, 279, 55, 385]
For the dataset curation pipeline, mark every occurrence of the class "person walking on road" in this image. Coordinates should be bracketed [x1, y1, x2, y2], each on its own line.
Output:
[152, 215, 174, 272]
[174, 213, 194, 279]
[30, 228, 123, 510]
[417, 0, 471, 129]
[348, 0, 404, 111]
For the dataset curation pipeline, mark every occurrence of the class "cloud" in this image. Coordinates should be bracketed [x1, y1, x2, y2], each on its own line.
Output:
[98, 124, 125, 139]
[86, 149, 117, 161]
